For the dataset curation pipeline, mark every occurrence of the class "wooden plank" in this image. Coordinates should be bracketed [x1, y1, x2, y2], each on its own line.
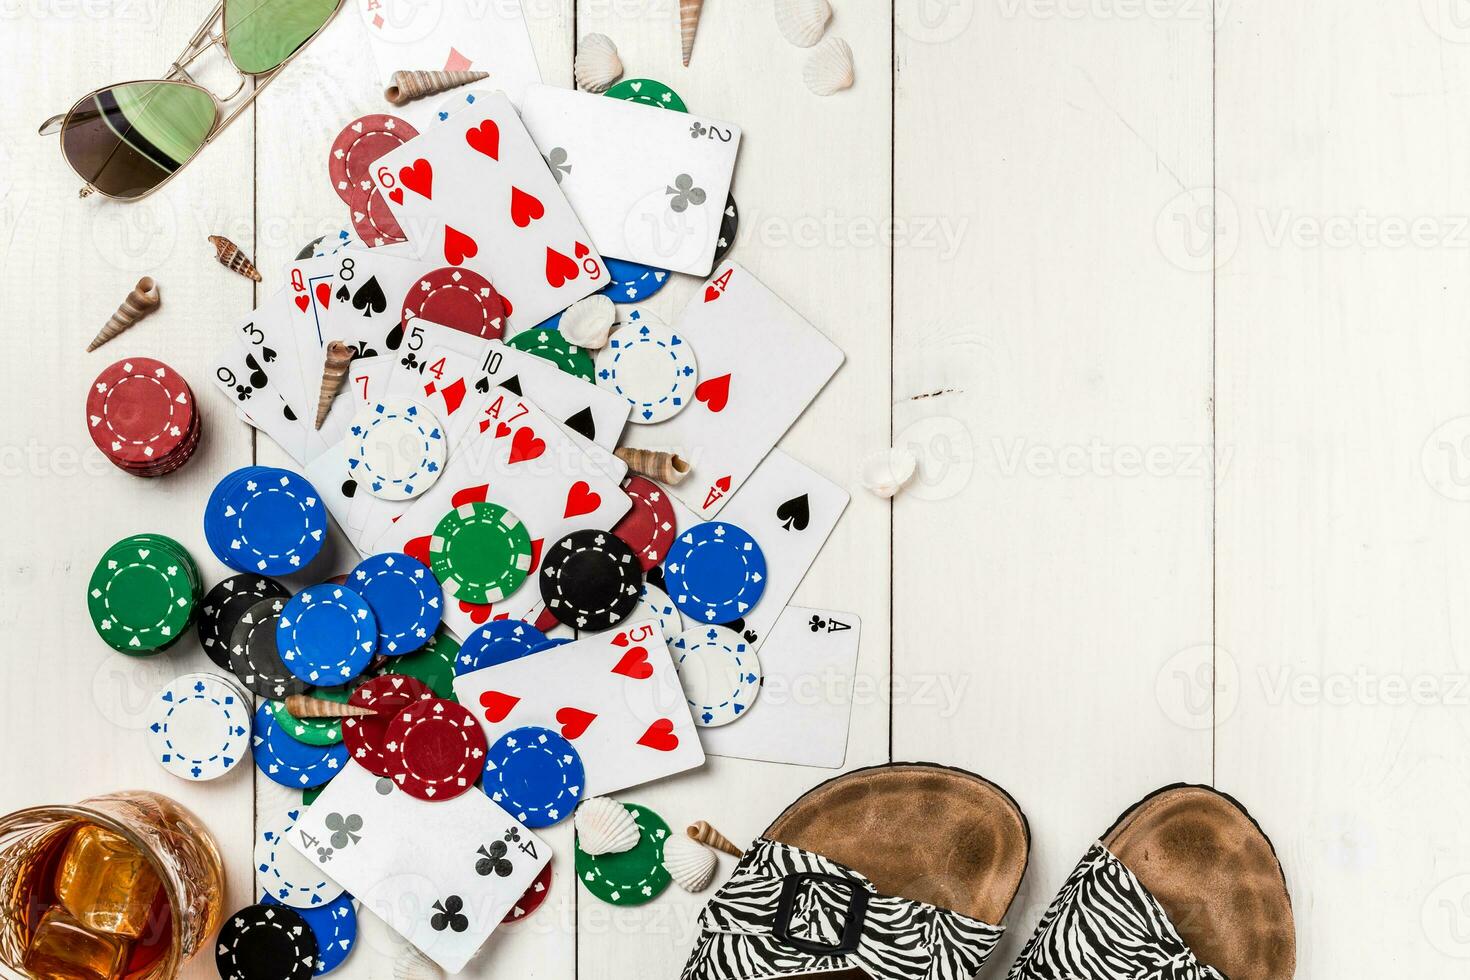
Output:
[1, 7, 258, 977]
[569, 4, 893, 979]
[892, 2, 1215, 956]
[1215, 3, 1470, 973]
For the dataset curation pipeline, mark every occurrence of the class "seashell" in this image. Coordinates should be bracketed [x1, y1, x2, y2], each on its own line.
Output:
[314, 340, 355, 430]
[687, 820, 743, 857]
[575, 797, 640, 856]
[284, 693, 376, 719]
[803, 37, 854, 96]
[614, 448, 690, 486]
[663, 833, 717, 892]
[679, 0, 704, 66]
[88, 276, 160, 352]
[384, 69, 489, 106]
[393, 945, 444, 980]
[575, 34, 624, 93]
[559, 295, 616, 349]
[859, 446, 917, 498]
[776, 0, 831, 47]
[208, 235, 261, 282]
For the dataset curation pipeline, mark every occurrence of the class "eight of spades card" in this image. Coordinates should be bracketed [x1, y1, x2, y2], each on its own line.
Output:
[291, 761, 548, 974]
[369, 91, 608, 331]
[452, 619, 704, 797]
[518, 85, 742, 277]
[627, 261, 844, 519]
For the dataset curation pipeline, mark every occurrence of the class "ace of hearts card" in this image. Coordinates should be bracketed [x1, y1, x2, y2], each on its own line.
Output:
[627, 261, 845, 519]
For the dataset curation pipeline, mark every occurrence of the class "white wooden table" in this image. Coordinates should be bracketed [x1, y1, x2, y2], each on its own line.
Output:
[6, 1, 1470, 976]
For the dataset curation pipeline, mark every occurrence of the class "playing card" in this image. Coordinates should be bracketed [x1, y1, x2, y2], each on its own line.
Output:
[452, 619, 704, 795]
[518, 84, 742, 276]
[355, 0, 543, 106]
[370, 92, 609, 330]
[210, 318, 308, 463]
[700, 607, 860, 769]
[347, 354, 393, 409]
[628, 261, 844, 518]
[292, 761, 548, 973]
[703, 450, 848, 648]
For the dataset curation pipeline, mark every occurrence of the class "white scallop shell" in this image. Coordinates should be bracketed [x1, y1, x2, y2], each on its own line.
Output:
[663, 833, 717, 892]
[803, 37, 854, 96]
[859, 446, 917, 498]
[560, 294, 617, 350]
[394, 945, 445, 980]
[575, 33, 624, 93]
[575, 796, 640, 855]
[776, 0, 831, 47]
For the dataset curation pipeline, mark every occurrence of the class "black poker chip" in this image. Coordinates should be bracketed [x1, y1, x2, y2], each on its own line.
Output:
[196, 575, 289, 671]
[228, 597, 309, 700]
[713, 192, 738, 267]
[216, 902, 318, 980]
[539, 530, 643, 631]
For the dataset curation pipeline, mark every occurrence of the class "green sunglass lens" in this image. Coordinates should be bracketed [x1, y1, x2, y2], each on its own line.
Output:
[61, 82, 215, 200]
[225, 0, 340, 75]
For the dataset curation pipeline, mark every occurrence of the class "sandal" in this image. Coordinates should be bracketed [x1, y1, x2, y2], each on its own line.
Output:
[681, 762, 1030, 980]
[1007, 783, 1296, 980]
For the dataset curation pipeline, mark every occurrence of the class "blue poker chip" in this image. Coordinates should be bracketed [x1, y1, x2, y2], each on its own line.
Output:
[455, 620, 549, 675]
[530, 636, 573, 652]
[276, 585, 378, 684]
[662, 522, 768, 624]
[482, 726, 584, 827]
[600, 258, 670, 303]
[252, 704, 348, 788]
[349, 553, 441, 656]
[205, 467, 327, 575]
[263, 892, 357, 975]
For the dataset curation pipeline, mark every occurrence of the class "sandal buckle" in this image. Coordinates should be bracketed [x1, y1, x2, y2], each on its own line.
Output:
[772, 872, 870, 957]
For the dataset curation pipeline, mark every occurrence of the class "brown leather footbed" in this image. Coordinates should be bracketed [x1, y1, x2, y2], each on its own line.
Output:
[764, 763, 1031, 925]
[1103, 784, 1296, 980]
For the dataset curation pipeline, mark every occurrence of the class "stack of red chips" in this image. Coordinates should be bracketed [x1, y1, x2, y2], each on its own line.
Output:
[86, 357, 201, 477]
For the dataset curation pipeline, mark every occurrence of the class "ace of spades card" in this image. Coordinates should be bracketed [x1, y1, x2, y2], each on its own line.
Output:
[518, 85, 742, 277]
[292, 762, 548, 973]
[452, 619, 704, 796]
[369, 92, 609, 331]
[627, 261, 845, 519]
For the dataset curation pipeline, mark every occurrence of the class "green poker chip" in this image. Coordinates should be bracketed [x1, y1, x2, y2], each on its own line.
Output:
[87, 534, 201, 655]
[430, 502, 534, 604]
[508, 328, 595, 382]
[376, 630, 460, 701]
[267, 684, 352, 746]
[605, 78, 688, 112]
[575, 803, 671, 906]
[302, 784, 323, 806]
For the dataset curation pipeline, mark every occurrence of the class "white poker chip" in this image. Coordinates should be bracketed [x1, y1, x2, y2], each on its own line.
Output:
[254, 805, 346, 909]
[145, 672, 252, 781]
[594, 310, 698, 424]
[636, 581, 683, 643]
[347, 399, 446, 501]
[671, 625, 762, 728]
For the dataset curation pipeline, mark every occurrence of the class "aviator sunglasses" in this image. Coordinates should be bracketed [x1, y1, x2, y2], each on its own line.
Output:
[39, 0, 343, 201]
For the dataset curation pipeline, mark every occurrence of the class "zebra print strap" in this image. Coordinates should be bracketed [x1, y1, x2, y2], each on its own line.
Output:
[680, 838, 1005, 980]
[1005, 843, 1228, 980]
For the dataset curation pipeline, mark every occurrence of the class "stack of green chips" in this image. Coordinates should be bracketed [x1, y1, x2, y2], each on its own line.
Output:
[86, 533, 203, 655]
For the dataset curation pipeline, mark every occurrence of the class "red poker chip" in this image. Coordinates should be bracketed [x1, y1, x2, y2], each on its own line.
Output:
[384, 698, 486, 801]
[403, 267, 506, 340]
[86, 357, 196, 468]
[329, 114, 419, 209]
[612, 477, 678, 570]
[342, 674, 434, 777]
[351, 190, 408, 248]
[503, 861, 553, 924]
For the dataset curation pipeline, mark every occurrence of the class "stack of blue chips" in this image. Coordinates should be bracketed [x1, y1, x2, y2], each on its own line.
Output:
[205, 466, 327, 575]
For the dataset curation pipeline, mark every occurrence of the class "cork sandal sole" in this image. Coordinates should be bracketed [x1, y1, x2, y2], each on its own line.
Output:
[764, 762, 1031, 924]
[1102, 784, 1296, 980]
